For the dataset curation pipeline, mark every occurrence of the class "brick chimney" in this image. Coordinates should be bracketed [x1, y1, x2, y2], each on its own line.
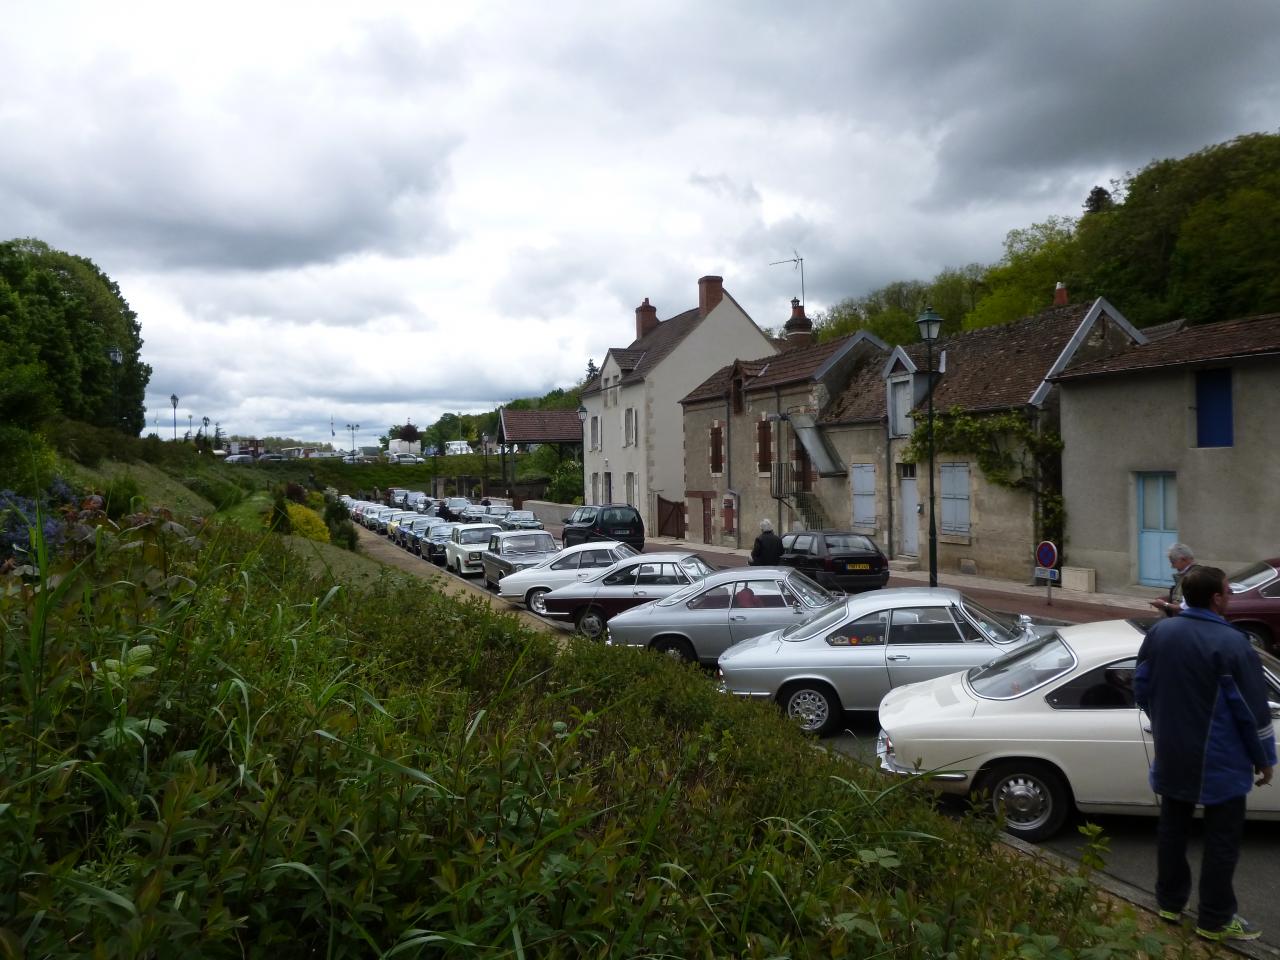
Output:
[783, 298, 813, 346]
[635, 297, 658, 340]
[698, 275, 724, 318]
[1053, 281, 1069, 306]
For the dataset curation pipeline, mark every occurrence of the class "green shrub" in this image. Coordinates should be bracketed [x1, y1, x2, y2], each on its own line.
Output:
[102, 470, 143, 519]
[0, 425, 58, 496]
[268, 490, 291, 533]
[285, 502, 330, 542]
[184, 473, 247, 510]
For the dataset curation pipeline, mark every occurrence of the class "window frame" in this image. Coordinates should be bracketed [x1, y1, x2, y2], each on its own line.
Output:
[939, 462, 971, 534]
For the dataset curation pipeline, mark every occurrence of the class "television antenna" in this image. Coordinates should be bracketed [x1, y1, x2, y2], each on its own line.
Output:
[769, 250, 805, 305]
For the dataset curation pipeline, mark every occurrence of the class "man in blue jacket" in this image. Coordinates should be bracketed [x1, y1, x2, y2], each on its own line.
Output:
[1135, 564, 1276, 942]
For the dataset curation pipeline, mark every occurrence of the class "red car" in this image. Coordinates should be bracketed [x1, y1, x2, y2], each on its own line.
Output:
[540, 551, 715, 639]
[1228, 559, 1280, 653]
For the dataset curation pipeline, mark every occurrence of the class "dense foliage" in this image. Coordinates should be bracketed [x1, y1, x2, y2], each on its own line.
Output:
[816, 132, 1280, 343]
[0, 239, 151, 434]
[0, 487, 1182, 956]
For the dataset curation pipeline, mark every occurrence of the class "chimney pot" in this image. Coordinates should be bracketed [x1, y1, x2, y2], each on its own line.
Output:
[783, 297, 814, 346]
[1053, 281, 1069, 306]
[635, 297, 659, 341]
[698, 275, 724, 318]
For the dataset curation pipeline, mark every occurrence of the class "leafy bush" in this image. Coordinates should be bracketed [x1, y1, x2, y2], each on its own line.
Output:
[285, 502, 330, 542]
[268, 490, 291, 533]
[0, 426, 58, 496]
[183, 473, 248, 510]
[102, 471, 143, 520]
[0, 517, 1178, 958]
[284, 481, 307, 504]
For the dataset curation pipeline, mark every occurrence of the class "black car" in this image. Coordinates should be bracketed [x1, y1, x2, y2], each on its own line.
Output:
[778, 530, 889, 593]
[561, 504, 645, 551]
[440, 497, 472, 522]
[424, 523, 461, 564]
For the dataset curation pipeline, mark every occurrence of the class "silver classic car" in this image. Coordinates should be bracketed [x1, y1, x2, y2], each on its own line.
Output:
[480, 530, 561, 591]
[717, 587, 1046, 735]
[605, 567, 836, 664]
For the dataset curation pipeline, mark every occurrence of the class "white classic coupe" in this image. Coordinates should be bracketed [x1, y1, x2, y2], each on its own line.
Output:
[877, 619, 1280, 841]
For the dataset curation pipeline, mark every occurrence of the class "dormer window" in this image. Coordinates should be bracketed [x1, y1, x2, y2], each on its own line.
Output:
[889, 377, 913, 437]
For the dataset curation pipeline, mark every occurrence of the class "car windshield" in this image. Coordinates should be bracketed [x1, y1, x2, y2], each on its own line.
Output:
[507, 511, 535, 522]
[960, 598, 1026, 644]
[460, 528, 496, 544]
[1229, 561, 1279, 593]
[786, 573, 835, 607]
[503, 534, 556, 554]
[967, 632, 1076, 700]
[432, 526, 458, 539]
[782, 600, 850, 641]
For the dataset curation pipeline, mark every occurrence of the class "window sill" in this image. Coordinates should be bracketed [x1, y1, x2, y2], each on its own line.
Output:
[939, 532, 971, 546]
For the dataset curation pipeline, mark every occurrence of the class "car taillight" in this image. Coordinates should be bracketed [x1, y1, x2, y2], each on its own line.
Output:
[823, 556, 834, 571]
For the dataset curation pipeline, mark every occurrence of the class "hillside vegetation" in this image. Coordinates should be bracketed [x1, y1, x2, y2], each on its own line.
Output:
[0, 453, 1186, 957]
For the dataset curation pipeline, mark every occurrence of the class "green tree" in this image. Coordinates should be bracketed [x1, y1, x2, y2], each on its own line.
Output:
[964, 217, 1080, 330]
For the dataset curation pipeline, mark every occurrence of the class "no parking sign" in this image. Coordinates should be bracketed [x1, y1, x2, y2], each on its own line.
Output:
[1034, 540, 1059, 604]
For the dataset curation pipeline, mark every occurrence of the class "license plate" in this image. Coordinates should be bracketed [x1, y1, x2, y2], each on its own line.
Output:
[847, 563, 870, 571]
[614, 529, 631, 535]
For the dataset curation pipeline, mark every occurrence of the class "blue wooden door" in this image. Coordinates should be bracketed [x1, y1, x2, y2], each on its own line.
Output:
[1137, 473, 1177, 586]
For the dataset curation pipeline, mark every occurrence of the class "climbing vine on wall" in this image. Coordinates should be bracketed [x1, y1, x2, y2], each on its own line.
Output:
[901, 407, 1065, 546]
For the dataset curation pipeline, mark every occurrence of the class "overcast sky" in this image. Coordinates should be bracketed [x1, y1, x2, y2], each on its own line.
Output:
[4, 1, 1279, 445]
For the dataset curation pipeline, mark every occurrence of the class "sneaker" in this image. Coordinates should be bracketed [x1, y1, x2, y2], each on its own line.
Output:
[1157, 908, 1184, 924]
[1195, 915, 1262, 941]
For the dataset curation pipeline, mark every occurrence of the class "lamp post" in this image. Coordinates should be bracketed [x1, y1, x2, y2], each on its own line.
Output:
[107, 346, 123, 430]
[202, 416, 210, 449]
[187, 413, 193, 440]
[916, 306, 942, 588]
[170, 394, 179, 441]
[346, 422, 360, 463]
[577, 403, 588, 503]
[481, 434, 489, 500]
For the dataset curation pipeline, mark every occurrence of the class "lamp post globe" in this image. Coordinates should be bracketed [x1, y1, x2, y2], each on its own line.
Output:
[915, 306, 942, 588]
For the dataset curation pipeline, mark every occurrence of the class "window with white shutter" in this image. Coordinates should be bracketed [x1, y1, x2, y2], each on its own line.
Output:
[940, 463, 970, 533]
[850, 464, 876, 527]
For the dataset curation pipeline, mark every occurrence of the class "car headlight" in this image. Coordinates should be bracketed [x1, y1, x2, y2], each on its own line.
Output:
[468, 551, 481, 561]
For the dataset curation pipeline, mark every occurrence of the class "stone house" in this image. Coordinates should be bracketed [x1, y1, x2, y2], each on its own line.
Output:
[1054, 312, 1280, 593]
[580, 276, 777, 534]
[680, 291, 1147, 581]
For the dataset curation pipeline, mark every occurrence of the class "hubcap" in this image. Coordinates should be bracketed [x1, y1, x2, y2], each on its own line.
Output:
[787, 690, 829, 731]
[993, 774, 1051, 829]
[529, 591, 548, 615]
[579, 612, 604, 638]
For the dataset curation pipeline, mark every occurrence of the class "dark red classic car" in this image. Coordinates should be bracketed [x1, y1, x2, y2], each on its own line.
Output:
[1228, 558, 1280, 653]
[540, 551, 715, 639]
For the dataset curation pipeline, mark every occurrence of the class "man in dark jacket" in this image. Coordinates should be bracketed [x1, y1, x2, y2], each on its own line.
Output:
[749, 519, 784, 566]
[1135, 565, 1276, 942]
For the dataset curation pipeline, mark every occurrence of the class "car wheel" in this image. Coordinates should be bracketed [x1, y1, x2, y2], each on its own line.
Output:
[526, 588, 550, 615]
[652, 636, 695, 663]
[576, 606, 607, 640]
[778, 681, 842, 736]
[979, 761, 1072, 842]
[1241, 624, 1274, 655]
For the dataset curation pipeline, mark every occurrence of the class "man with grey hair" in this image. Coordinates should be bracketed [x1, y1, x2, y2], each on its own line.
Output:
[750, 518, 784, 566]
[1151, 543, 1196, 617]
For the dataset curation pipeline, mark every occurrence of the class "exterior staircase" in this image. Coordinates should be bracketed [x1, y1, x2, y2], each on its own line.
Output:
[793, 490, 832, 531]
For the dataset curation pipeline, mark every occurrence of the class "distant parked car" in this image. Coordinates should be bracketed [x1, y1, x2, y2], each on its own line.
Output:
[440, 497, 472, 522]
[777, 530, 890, 593]
[717, 587, 1049, 735]
[480, 531, 561, 591]
[497, 541, 640, 613]
[500, 510, 544, 531]
[225, 454, 254, 464]
[444, 524, 503, 576]
[561, 504, 645, 551]
[1226, 558, 1280, 653]
[257, 453, 285, 462]
[541, 552, 715, 639]
[606, 567, 837, 664]
[459, 504, 491, 524]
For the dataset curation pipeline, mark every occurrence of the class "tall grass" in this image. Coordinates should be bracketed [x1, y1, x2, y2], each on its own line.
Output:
[1, 508, 1188, 958]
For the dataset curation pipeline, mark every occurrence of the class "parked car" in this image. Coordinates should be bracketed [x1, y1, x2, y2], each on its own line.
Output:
[541, 552, 716, 639]
[877, 620, 1280, 841]
[717, 587, 1048, 735]
[1227, 558, 1280, 653]
[440, 497, 473, 522]
[483, 504, 513, 524]
[257, 453, 285, 462]
[459, 504, 492, 524]
[497, 541, 640, 613]
[388, 488, 410, 507]
[397, 515, 439, 550]
[225, 454, 254, 464]
[777, 530, 890, 592]
[444, 524, 503, 576]
[500, 510, 544, 531]
[606, 567, 837, 664]
[383, 511, 420, 538]
[480, 531, 561, 590]
[561, 504, 645, 551]
[392, 454, 424, 464]
[423, 523, 461, 564]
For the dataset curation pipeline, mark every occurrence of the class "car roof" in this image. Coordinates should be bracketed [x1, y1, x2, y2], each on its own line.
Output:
[1053, 619, 1147, 663]
[491, 529, 554, 538]
[844, 586, 965, 611]
[617, 551, 695, 564]
[692, 567, 808, 588]
[557, 540, 624, 554]
[456, 522, 501, 530]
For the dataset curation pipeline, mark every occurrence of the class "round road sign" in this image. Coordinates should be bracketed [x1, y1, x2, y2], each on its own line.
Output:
[1035, 540, 1058, 568]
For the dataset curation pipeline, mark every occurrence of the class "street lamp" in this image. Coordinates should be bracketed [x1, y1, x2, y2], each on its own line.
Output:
[187, 413, 193, 440]
[170, 394, 179, 441]
[481, 434, 489, 499]
[916, 305, 943, 588]
[346, 422, 360, 463]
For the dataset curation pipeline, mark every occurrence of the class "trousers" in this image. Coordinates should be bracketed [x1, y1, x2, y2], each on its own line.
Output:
[1156, 794, 1247, 931]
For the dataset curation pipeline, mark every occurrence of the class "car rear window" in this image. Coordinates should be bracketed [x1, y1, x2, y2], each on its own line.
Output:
[823, 534, 877, 552]
[600, 508, 637, 525]
[967, 632, 1075, 700]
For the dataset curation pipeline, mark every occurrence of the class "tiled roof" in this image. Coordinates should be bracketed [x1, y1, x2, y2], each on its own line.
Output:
[620, 308, 702, 385]
[1055, 313, 1280, 382]
[924, 302, 1092, 413]
[680, 335, 859, 405]
[820, 354, 890, 423]
[611, 349, 644, 371]
[499, 408, 585, 443]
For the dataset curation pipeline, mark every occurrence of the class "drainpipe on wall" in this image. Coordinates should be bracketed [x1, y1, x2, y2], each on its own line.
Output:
[884, 414, 895, 558]
[774, 388, 784, 532]
[725, 393, 740, 549]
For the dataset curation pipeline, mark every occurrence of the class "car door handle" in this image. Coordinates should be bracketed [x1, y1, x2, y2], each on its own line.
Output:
[730, 615, 748, 622]
[634, 591, 647, 597]
[887, 654, 911, 661]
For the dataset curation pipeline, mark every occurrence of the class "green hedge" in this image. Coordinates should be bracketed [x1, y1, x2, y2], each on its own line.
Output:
[0, 513, 1172, 957]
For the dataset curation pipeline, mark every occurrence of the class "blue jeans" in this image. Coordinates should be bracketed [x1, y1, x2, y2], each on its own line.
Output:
[1156, 794, 1247, 931]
